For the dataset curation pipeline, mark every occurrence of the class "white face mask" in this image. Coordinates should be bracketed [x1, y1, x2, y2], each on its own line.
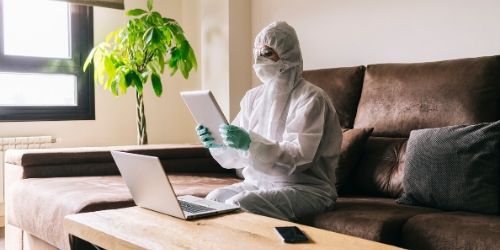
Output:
[253, 56, 299, 95]
[253, 56, 281, 84]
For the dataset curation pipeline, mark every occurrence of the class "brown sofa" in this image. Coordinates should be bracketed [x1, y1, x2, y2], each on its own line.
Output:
[5, 55, 500, 250]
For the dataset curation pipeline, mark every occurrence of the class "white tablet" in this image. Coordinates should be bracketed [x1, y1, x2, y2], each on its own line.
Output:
[180, 90, 228, 145]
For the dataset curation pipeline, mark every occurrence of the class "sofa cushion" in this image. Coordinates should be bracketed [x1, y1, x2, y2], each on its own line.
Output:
[337, 127, 373, 193]
[354, 55, 500, 137]
[302, 197, 438, 246]
[352, 137, 408, 198]
[303, 66, 365, 128]
[7, 174, 240, 250]
[402, 212, 500, 250]
[398, 121, 500, 214]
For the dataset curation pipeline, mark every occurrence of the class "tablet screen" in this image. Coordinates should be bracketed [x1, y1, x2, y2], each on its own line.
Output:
[181, 90, 228, 145]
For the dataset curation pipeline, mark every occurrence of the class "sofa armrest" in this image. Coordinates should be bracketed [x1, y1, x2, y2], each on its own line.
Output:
[5, 144, 228, 181]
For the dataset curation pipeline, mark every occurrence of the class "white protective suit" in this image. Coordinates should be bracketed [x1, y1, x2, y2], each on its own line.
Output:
[206, 21, 342, 221]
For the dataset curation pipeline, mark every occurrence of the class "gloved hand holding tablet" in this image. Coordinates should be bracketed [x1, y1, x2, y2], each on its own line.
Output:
[181, 90, 228, 146]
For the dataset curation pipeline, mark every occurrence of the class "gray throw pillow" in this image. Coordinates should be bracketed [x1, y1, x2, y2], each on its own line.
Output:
[397, 121, 500, 214]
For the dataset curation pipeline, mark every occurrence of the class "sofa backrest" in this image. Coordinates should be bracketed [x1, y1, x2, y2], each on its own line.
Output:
[5, 144, 228, 180]
[303, 66, 365, 128]
[305, 55, 500, 198]
[354, 55, 500, 137]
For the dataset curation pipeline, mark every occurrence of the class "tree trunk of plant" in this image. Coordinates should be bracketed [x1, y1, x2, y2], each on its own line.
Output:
[136, 89, 148, 145]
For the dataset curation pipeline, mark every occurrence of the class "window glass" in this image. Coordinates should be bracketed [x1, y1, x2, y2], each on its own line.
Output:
[0, 0, 94, 121]
[2, 0, 70, 58]
[0, 72, 76, 106]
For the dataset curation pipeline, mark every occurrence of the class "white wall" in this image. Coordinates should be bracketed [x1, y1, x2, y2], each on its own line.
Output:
[0, 0, 201, 148]
[228, 0, 252, 120]
[201, 0, 252, 121]
[201, 0, 231, 118]
[252, 0, 500, 71]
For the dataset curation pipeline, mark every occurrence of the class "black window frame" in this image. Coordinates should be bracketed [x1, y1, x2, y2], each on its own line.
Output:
[0, 1, 94, 121]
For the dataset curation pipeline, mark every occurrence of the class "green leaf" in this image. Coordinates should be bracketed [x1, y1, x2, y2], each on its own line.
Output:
[133, 71, 143, 86]
[158, 53, 165, 73]
[168, 58, 177, 73]
[170, 47, 180, 59]
[178, 59, 188, 79]
[124, 71, 133, 87]
[188, 46, 197, 70]
[117, 71, 127, 94]
[125, 70, 144, 94]
[179, 40, 190, 58]
[163, 28, 172, 47]
[103, 56, 115, 75]
[168, 56, 177, 68]
[135, 79, 144, 93]
[105, 29, 120, 43]
[184, 58, 192, 72]
[111, 73, 122, 96]
[141, 72, 149, 82]
[144, 28, 161, 46]
[103, 57, 116, 89]
[104, 73, 115, 90]
[169, 66, 178, 76]
[83, 47, 97, 72]
[168, 24, 185, 40]
[147, 0, 153, 11]
[95, 51, 106, 85]
[126, 9, 147, 16]
[168, 49, 178, 76]
[143, 27, 154, 45]
[110, 81, 118, 95]
[163, 17, 176, 24]
[119, 31, 129, 43]
[151, 73, 163, 97]
[150, 12, 163, 28]
[148, 61, 161, 73]
[152, 28, 162, 44]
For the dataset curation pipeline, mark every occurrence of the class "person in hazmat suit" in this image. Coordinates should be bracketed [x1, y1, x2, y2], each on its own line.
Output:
[195, 21, 342, 221]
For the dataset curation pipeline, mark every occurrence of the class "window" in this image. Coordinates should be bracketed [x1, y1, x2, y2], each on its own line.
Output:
[0, 0, 94, 121]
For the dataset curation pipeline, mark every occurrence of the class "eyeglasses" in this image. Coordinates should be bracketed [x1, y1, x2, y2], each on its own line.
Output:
[254, 46, 278, 59]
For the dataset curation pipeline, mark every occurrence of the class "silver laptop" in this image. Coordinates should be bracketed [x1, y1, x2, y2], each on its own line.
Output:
[111, 151, 239, 220]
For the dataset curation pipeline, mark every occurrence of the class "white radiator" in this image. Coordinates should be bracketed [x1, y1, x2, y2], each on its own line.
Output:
[0, 135, 57, 151]
[0, 136, 57, 204]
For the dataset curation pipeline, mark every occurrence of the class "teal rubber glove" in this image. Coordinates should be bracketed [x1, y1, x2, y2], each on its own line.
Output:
[219, 124, 251, 150]
[196, 125, 222, 148]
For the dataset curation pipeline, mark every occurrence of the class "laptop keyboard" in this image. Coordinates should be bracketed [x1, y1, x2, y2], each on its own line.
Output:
[179, 200, 215, 214]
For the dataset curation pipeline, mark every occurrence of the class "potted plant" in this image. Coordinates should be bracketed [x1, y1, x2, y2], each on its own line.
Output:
[84, 0, 197, 145]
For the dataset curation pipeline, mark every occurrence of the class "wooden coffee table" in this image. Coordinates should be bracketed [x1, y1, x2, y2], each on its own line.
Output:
[64, 206, 401, 250]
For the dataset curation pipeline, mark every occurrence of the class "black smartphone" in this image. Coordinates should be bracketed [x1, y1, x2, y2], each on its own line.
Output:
[275, 226, 309, 243]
